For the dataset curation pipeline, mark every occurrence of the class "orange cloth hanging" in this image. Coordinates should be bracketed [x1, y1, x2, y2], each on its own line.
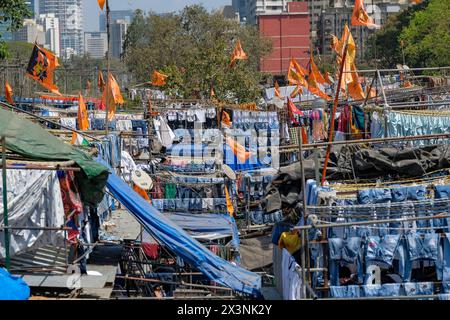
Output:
[230, 39, 248, 67]
[351, 0, 380, 28]
[4, 81, 14, 105]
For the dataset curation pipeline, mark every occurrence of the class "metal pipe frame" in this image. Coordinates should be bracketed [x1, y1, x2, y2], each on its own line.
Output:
[294, 214, 450, 231]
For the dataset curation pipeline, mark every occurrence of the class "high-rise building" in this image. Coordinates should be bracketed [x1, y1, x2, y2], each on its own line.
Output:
[12, 19, 45, 45]
[258, 2, 310, 75]
[110, 19, 129, 59]
[84, 32, 107, 59]
[37, 13, 60, 57]
[99, 10, 134, 32]
[318, 1, 410, 60]
[232, 0, 293, 25]
[38, 0, 83, 59]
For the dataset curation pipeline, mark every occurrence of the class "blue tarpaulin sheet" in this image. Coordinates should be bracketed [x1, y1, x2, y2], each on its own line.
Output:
[104, 170, 261, 297]
[0, 268, 30, 300]
[165, 213, 240, 249]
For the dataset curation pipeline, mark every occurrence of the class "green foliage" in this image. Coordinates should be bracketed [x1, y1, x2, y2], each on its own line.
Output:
[0, 0, 32, 60]
[123, 5, 272, 103]
[367, 0, 449, 69]
[399, 0, 450, 68]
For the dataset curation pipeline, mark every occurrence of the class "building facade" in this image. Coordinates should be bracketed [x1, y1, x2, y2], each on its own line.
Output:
[110, 19, 129, 59]
[84, 32, 107, 59]
[36, 13, 60, 57]
[38, 0, 83, 59]
[258, 1, 310, 75]
[318, 0, 410, 60]
[99, 10, 134, 32]
[12, 19, 45, 45]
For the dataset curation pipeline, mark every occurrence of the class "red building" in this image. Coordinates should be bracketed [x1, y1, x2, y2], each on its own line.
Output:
[258, 1, 310, 76]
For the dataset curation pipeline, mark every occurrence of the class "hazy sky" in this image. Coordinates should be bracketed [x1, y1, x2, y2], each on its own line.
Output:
[84, 0, 230, 31]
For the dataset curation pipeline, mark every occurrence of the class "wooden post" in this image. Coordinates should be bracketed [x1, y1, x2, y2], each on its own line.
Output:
[321, 37, 349, 186]
[104, 0, 111, 135]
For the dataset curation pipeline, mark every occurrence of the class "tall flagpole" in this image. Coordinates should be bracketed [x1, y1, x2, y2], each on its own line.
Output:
[104, 0, 111, 135]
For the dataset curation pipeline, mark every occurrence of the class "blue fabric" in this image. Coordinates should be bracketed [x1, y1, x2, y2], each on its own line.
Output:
[100, 164, 262, 297]
[404, 282, 434, 298]
[362, 284, 403, 297]
[330, 285, 361, 298]
[164, 213, 240, 249]
[366, 235, 401, 265]
[357, 188, 391, 236]
[443, 282, 450, 293]
[329, 237, 363, 286]
[0, 268, 30, 300]
[406, 233, 439, 261]
[386, 111, 450, 146]
[434, 185, 450, 232]
[438, 294, 450, 300]
[441, 233, 450, 282]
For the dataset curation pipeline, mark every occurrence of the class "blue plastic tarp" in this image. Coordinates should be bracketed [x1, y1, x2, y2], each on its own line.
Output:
[103, 170, 261, 297]
[165, 213, 240, 249]
[0, 268, 30, 300]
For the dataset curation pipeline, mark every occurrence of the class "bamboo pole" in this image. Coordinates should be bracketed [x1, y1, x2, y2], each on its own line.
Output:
[321, 38, 349, 186]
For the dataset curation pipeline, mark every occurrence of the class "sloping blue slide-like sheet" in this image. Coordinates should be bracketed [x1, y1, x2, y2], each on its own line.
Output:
[105, 172, 262, 297]
[165, 213, 240, 249]
[0, 268, 30, 300]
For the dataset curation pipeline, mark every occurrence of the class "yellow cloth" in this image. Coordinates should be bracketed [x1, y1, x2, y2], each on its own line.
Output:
[278, 231, 301, 254]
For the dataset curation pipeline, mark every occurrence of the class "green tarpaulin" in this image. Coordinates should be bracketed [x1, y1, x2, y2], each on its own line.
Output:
[0, 108, 108, 205]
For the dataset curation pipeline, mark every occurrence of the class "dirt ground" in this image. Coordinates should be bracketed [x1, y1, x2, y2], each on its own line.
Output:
[103, 208, 142, 241]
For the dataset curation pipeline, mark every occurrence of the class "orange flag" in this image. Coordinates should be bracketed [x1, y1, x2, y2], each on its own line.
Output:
[151, 70, 168, 86]
[102, 73, 124, 121]
[221, 110, 232, 127]
[98, 71, 105, 92]
[309, 52, 327, 85]
[290, 85, 303, 98]
[351, 0, 380, 28]
[230, 40, 248, 68]
[330, 34, 340, 54]
[307, 56, 331, 101]
[224, 185, 235, 217]
[347, 63, 365, 101]
[134, 184, 151, 202]
[287, 57, 308, 89]
[274, 81, 282, 98]
[77, 93, 89, 131]
[226, 136, 251, 163]
[26, 44, 61, 95]
[4, 81, 14, 105]
[98, 0, 106, 10]
[324, 71, 334, 85]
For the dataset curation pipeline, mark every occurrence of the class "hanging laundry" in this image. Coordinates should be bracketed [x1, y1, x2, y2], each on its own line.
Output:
[155, 115, 175, 148]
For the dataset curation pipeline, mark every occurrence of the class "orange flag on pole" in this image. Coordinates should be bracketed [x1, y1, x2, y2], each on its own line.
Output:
[77, 93, 89, 131]
[274, 81, 282, 98]
[287, 57, 308, 89]
[102, 73, 124, 121]
[151, 70, 168, 86]
[98, 71, 105, 92]
[230, 40, 248, 68]
[221, 110, 232, 128]
[290, 85, 303, 98]
[351, 0, 380, 28]
[226, 136, 251, 163]
[309, 51, 327, 85]
[26, 44, 61, 95]
[4, 81, 14, 105]
[224, 185, 235, 217]
[347, 64, 365, 101]
[98, 0, 106, 10]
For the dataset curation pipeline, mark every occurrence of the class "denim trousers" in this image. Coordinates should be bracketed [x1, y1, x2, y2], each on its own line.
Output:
[404, 282, 434, 298]
[330, 285, 361, 298]
[329, 237, 363, 286]
[362, 284, 403, 297]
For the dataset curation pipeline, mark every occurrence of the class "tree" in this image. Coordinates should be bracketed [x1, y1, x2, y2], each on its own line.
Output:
[0, 0, 32, 59]
[123, 5, 272, 103]
[399, 0, 450, 68]
[366, 0, 430, 68]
